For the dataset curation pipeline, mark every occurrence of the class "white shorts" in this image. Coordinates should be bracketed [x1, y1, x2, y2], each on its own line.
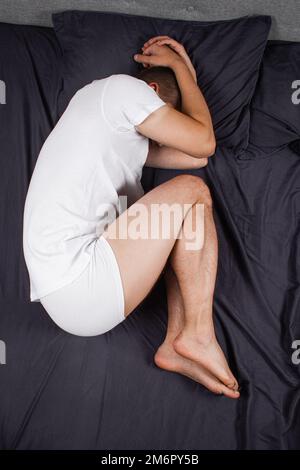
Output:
[40, 236, 125, 337]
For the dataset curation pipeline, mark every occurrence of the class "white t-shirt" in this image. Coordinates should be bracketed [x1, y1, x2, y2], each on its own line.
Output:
[23, 74, 166, 302]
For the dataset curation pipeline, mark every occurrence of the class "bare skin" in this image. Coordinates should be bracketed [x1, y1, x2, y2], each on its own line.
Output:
[142, 35, 198, 83]
[168, 187, 238, 392]
[155, 265, 239, 398]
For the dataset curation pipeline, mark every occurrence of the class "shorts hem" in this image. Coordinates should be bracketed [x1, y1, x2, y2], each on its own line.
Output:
[34, 257, 93, 302]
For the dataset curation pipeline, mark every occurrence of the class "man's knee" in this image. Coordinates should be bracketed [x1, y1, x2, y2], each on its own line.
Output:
[197, 179, 212, 207]
[171, 174, 212, 206]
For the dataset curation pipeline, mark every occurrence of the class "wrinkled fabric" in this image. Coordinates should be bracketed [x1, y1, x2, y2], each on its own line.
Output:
[1, 146, 300, 449]
[152, 145, 300, 450]
[0, 22, 62, 299]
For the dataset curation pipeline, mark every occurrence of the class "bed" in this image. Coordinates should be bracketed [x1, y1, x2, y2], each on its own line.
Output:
[0, 0, 300, 450]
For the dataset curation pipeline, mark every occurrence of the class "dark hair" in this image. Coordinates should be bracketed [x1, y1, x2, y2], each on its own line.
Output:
[135, 66, 181, 111]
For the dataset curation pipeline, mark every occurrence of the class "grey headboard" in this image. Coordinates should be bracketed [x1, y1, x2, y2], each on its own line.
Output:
[0, 0, 300, 41]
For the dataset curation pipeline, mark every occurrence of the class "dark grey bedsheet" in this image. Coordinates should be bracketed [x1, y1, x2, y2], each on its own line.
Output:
[1, 19, 300, 450]
[1, 145, 300, 449]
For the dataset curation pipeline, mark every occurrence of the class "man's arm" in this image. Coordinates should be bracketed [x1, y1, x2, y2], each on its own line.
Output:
[134, 45, 216, 159]
[172, 58, 214, 135]
[145, 140, 208, 169]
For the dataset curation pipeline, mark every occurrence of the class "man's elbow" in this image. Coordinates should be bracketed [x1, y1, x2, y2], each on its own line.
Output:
[205, 126, 217, 155]
[196, 132, 216, 158]
[191, 157, 209, 169]
[205, 136, 216, 158]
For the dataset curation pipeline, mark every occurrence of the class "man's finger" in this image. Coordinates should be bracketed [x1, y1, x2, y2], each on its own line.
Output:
[158, 39, 184, 52]
[143, 36, 169, 48]
[134, 53, 153, 64]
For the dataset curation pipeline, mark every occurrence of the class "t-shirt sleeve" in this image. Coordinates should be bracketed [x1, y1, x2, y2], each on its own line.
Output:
[101, 74, 167, 132]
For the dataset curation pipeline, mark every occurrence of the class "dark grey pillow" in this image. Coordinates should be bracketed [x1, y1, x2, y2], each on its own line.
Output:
[239, 41, 300, 160]
[52, 10, 271, 152]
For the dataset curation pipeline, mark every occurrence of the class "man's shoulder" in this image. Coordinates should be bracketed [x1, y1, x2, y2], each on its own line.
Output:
[107, 73, 142, 86]
[101, 73, 147, 100]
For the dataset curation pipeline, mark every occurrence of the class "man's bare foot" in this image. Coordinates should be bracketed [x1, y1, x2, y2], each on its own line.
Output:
[173, 329, 239, 391]
[154, 341, 240, 399]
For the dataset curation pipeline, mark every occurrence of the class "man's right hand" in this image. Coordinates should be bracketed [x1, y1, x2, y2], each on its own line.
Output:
[134, 43, 183, 70]
[142, 36, 197, 84]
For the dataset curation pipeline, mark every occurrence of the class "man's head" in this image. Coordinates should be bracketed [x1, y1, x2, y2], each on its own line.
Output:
[135, 66, 181, 111]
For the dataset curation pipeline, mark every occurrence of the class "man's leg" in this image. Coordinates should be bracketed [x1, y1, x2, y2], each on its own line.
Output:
[168, 187, 238, 391]
[155, 265, 239, 398]
[103, 174, 239, 395]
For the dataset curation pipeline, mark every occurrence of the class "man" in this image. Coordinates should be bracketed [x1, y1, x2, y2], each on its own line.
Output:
[23, 36, 239, 399]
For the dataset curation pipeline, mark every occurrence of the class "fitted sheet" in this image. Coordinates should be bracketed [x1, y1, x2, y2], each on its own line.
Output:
[1, 145, 300, 449]
[1, 21, 300, 449]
